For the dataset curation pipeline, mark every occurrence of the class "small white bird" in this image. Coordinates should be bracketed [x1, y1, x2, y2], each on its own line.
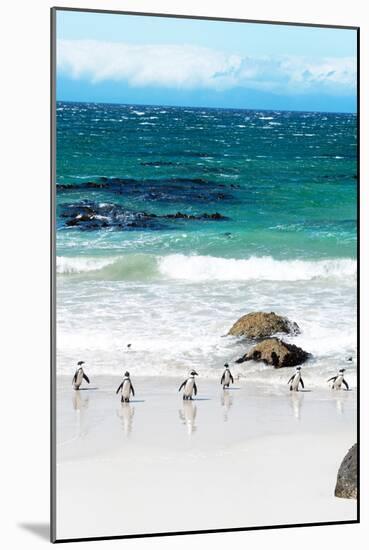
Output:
[72, 361, 90, 390]
[178, 370, 198, 400]
[287, 366, 304, 392]
[327, 368, 349, 390]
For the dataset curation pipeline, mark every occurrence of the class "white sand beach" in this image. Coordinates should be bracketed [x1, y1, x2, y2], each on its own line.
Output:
[56, 375, 356, 540]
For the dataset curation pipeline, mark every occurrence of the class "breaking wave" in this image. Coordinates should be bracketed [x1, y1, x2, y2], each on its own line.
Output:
[57, 254, 356, 282]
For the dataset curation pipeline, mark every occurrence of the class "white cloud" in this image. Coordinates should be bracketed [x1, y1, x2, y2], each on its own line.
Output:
[57, 39, 356, 95]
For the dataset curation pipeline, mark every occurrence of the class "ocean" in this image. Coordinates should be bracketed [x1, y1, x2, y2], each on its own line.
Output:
[56, 101, 357, 386]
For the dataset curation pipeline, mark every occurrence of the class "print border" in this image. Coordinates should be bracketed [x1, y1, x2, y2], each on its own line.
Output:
[50, 6, 360, 543]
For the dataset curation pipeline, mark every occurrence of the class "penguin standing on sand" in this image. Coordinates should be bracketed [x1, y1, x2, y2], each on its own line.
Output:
[220, 363, 234, 389]
[178, 370, 198, 400]
[327, 368, 349, 390]
[116, 371, 135, 402]
[72, 361, 90, 390]
[287, 366, 304, 392]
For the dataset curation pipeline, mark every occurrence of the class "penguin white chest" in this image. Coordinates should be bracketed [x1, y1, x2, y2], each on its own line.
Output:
[291, 373, 300, 390]
[223, 371, 231, 385]
[122, 379, 131, 398]
[333, 375, 343, 389]
[184, 378, 195, 396]
[74, 369, 84, 388]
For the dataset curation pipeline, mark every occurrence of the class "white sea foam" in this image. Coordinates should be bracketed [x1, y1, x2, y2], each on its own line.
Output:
[56, 254, 356, 283]
[56, 256, 115, 274]
[158, 255, 356, 282]
[56, 253, 356, 385]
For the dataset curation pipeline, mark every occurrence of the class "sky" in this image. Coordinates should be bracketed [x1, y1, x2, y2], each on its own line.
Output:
[56, 10, 357, 112]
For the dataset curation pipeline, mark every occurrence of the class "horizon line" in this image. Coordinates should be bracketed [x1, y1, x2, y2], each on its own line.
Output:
[56, 98, 357, 116]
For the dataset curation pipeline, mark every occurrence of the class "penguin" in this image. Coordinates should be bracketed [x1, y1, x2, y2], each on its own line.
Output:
[178, 370, 198, 400]
[327, 368, 349, 390]
[287, 366, 304, 391]
[116, 371, 135, 402]
[127, 344, 132, 349]
[72, 361, 90, 390]
[220, 363, 234, 389]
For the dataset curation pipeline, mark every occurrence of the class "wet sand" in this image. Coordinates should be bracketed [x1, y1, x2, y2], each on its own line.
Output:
[56, 375, 357, 540]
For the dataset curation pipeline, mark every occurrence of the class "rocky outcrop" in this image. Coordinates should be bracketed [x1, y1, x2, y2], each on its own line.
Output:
[236, 338, 309, 368]
[163, 211, 227, 220]
[61, 202, 228, 230]
[335, 444, 357, 499]
[228, 312, 300, 340]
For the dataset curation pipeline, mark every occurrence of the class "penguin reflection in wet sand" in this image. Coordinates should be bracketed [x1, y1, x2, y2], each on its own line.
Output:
[116, 371, 135, 402]
[327, 368, 349, 390]
[287, 366, 304, 392]
[221, 363, 234, 389]
[72, 361, 90, 390]
[178, 370, 198, 400]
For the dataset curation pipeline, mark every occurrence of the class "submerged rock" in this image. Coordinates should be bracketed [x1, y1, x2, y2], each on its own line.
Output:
[61, 202, 229, 230]
[335, 444, 357, 499]
[236, 338, 309, 368]
[228, 311, 300, 340]
[163, 211, 227, 220]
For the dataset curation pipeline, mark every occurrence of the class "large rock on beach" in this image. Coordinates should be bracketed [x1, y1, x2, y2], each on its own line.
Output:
[335, 444, 357, 499]
[236, 338, 309, 368]
[228, 312, 300, 340]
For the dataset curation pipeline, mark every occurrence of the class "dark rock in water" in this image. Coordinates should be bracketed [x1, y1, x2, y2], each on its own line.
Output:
[202, 212, 225, 220]
[85, 181, 109, 189]
[56, 176, 234, 204]
[66, 214, 93, 226]
[164, 211, 227, 221]
[236, 338, 309, 368]
[228, 311, 300, 340]
[60, 202, 229, 231]
[335, 444, 357, 499]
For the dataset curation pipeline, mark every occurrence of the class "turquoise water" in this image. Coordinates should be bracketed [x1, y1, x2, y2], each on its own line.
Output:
[56, 102, 357, 261]
[56, 102, 357, 382]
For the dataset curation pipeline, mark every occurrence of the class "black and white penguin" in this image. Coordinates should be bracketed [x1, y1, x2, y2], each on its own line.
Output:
[72, 361, 90, 390]
[327, 368, 349, 390]
[220, 363, 234, 389]
[178, 370, 198, 400]
[116, 371, 135, 402]
[287, 366, 304, 391]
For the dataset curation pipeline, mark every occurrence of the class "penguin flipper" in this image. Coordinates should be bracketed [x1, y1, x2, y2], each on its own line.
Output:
[178, 381, 186, 392]
[116, 382, 123, 394]
[327, 376, 336, 383]
[130, 383, 135, 397]
[342, 378, 349, 390]
[230, 373, 234, 384]
[287, 375, 294, 384]
[220, 373, 225, 385]
[72, 372, 77, 384]
[193, 382, 197, 396]
[83, 373, 90, 384]
[300, 377, 304, 389]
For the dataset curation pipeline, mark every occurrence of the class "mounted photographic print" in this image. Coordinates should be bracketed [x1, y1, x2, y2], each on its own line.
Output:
[51, 7, 359, 542]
